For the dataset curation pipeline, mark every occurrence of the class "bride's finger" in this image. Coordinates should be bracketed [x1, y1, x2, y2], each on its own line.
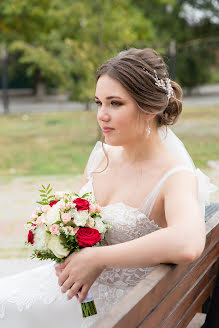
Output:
[78, 284, 90, 303]
[58, 269, 69, 287]
[61, 276, 75, 294]
[55, 265, 64, 276]
[67, 282, 82, 300]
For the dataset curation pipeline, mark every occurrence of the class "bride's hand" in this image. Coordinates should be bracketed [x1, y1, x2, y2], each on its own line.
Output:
[55, 247, 104, 302]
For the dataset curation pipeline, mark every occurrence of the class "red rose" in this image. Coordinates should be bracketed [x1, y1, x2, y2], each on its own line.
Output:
[49, 200, 58, 207]
[73, 198, 90, 211]
[28, 230, 34, 244]
[76, 227, 101, 247]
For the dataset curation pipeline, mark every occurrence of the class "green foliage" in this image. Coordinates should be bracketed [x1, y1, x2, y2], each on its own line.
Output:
[176, 45, 216, 87]
[59, 230, 80, 253]
[36, 184, 55, 205]
[0, 0, 157, 99]
[132, 0, 219, 87]
[30, 249, 65, 262]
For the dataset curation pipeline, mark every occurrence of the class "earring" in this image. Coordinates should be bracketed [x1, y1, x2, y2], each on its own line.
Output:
[146, 120, 151, 137]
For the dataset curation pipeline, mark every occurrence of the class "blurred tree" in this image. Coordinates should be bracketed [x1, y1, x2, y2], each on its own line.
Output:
[133, 0, 219, 88]
[54, 0, 156, 108]
[0, 0, 157, 103]
[0, 0, 71, 99]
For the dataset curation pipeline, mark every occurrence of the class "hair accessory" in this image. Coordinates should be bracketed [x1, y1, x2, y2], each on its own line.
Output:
[141, 67, 174, 100]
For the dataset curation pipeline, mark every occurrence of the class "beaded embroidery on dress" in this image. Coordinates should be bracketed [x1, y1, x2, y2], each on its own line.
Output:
[0, 141, 198, 328]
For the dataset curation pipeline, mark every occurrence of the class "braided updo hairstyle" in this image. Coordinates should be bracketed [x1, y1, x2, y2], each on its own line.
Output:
[96, 47, 182, 127]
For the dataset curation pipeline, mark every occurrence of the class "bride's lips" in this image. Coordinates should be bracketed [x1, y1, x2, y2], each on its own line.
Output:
[102, 127, 115, 133]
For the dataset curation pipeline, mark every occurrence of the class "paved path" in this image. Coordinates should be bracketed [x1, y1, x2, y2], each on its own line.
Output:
[0, 92, 219, 114]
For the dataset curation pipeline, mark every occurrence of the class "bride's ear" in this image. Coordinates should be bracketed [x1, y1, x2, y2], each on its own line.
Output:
[145, 113, 156, 121]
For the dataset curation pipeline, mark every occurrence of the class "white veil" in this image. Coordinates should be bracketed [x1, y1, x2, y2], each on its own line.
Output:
[158, 125, 218, 217]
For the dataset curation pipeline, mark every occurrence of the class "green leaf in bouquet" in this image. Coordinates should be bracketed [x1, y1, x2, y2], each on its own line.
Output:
[81, 192, 90, 198]
[25, 241, 34, 247]
[66, 221, 75, 227]
[90, 212, 101, 217]
[48, 195, 55, 199]
[36, 201, 44, 205]
[38, 184, 55, 204]
[54, 220, 62, 225]
[59, 231, 80, 253]
[31, 249, 65, 262]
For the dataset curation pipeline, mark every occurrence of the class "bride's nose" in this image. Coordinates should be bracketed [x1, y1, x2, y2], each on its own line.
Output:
[97, 105, 111, 122]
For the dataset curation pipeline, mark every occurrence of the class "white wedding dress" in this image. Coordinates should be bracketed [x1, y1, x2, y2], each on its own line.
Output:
[0, 134, 217, 328]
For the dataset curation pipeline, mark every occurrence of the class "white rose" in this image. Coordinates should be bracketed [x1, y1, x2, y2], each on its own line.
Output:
[94, 218, 106, 234]
[74, 210, 89, 227]
[69, 208, 77, 217]
[47, 235, 70, 258]
[44, 203, 61, 226]
[34, 225, 50, 251]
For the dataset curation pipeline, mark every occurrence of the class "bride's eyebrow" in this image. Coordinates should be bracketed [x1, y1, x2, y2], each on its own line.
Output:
[94, 96, 123, 100]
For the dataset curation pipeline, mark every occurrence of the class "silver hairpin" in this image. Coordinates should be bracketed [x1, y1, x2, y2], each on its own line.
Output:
[142, 67, 174, 100]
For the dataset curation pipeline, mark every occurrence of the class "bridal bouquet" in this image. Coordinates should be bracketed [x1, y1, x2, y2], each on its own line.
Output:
[24, 184, 111, 318]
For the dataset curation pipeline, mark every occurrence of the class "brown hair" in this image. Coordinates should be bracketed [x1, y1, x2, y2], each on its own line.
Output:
[94, 47, 183, 173]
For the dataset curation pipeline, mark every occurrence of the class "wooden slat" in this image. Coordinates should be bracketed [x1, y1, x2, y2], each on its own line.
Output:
[161, 262, 218, 328]
[93, 209, 219, 328]
[177, 278, 216, 328]
[138, 244, 219, 327]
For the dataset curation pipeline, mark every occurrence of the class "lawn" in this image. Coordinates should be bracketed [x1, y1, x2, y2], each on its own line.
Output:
[0, 105, 218, 176]
[0, 111, 98, 176]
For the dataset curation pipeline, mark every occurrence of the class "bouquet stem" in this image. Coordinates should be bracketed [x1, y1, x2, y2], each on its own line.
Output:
[81, 301, 97, 317]
[79, 289, 97, 317]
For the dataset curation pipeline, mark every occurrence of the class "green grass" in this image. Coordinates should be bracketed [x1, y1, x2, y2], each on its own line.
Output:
[180, 105, 219, 120]
[0, 106, 218, 176]
[0, 111, 98, 176]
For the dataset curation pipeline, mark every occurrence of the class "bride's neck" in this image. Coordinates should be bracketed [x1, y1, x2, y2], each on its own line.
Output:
[121, 129, 165, 165]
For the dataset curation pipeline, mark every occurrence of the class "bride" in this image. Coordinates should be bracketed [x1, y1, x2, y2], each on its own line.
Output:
[0, 48, 217, 328]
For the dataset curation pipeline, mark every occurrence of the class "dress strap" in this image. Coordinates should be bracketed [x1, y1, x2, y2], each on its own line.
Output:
[139, 166, 195, 218]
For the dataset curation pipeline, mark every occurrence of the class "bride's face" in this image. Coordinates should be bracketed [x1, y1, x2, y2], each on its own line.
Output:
[95, 74, 147, 146]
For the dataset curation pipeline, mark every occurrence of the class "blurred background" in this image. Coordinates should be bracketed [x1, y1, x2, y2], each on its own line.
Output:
[0, 0, 218, 261]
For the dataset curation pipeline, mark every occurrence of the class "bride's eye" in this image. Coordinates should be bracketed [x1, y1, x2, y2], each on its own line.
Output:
[95, 101, 101, 107]
[95, 101, 123, 108]
[111, 101, 122, 107]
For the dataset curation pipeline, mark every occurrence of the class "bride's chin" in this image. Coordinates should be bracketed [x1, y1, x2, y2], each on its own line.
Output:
[105, 142, 123, 147]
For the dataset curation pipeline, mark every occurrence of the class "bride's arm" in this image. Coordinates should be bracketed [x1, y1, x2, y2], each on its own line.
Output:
[95, 170, 206, 268]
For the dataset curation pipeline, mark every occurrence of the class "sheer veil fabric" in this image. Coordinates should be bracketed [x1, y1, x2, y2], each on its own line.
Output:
[158, 126, 218, 216]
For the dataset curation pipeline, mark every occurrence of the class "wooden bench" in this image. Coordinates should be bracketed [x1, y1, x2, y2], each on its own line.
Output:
[94, 203, 219, 328]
